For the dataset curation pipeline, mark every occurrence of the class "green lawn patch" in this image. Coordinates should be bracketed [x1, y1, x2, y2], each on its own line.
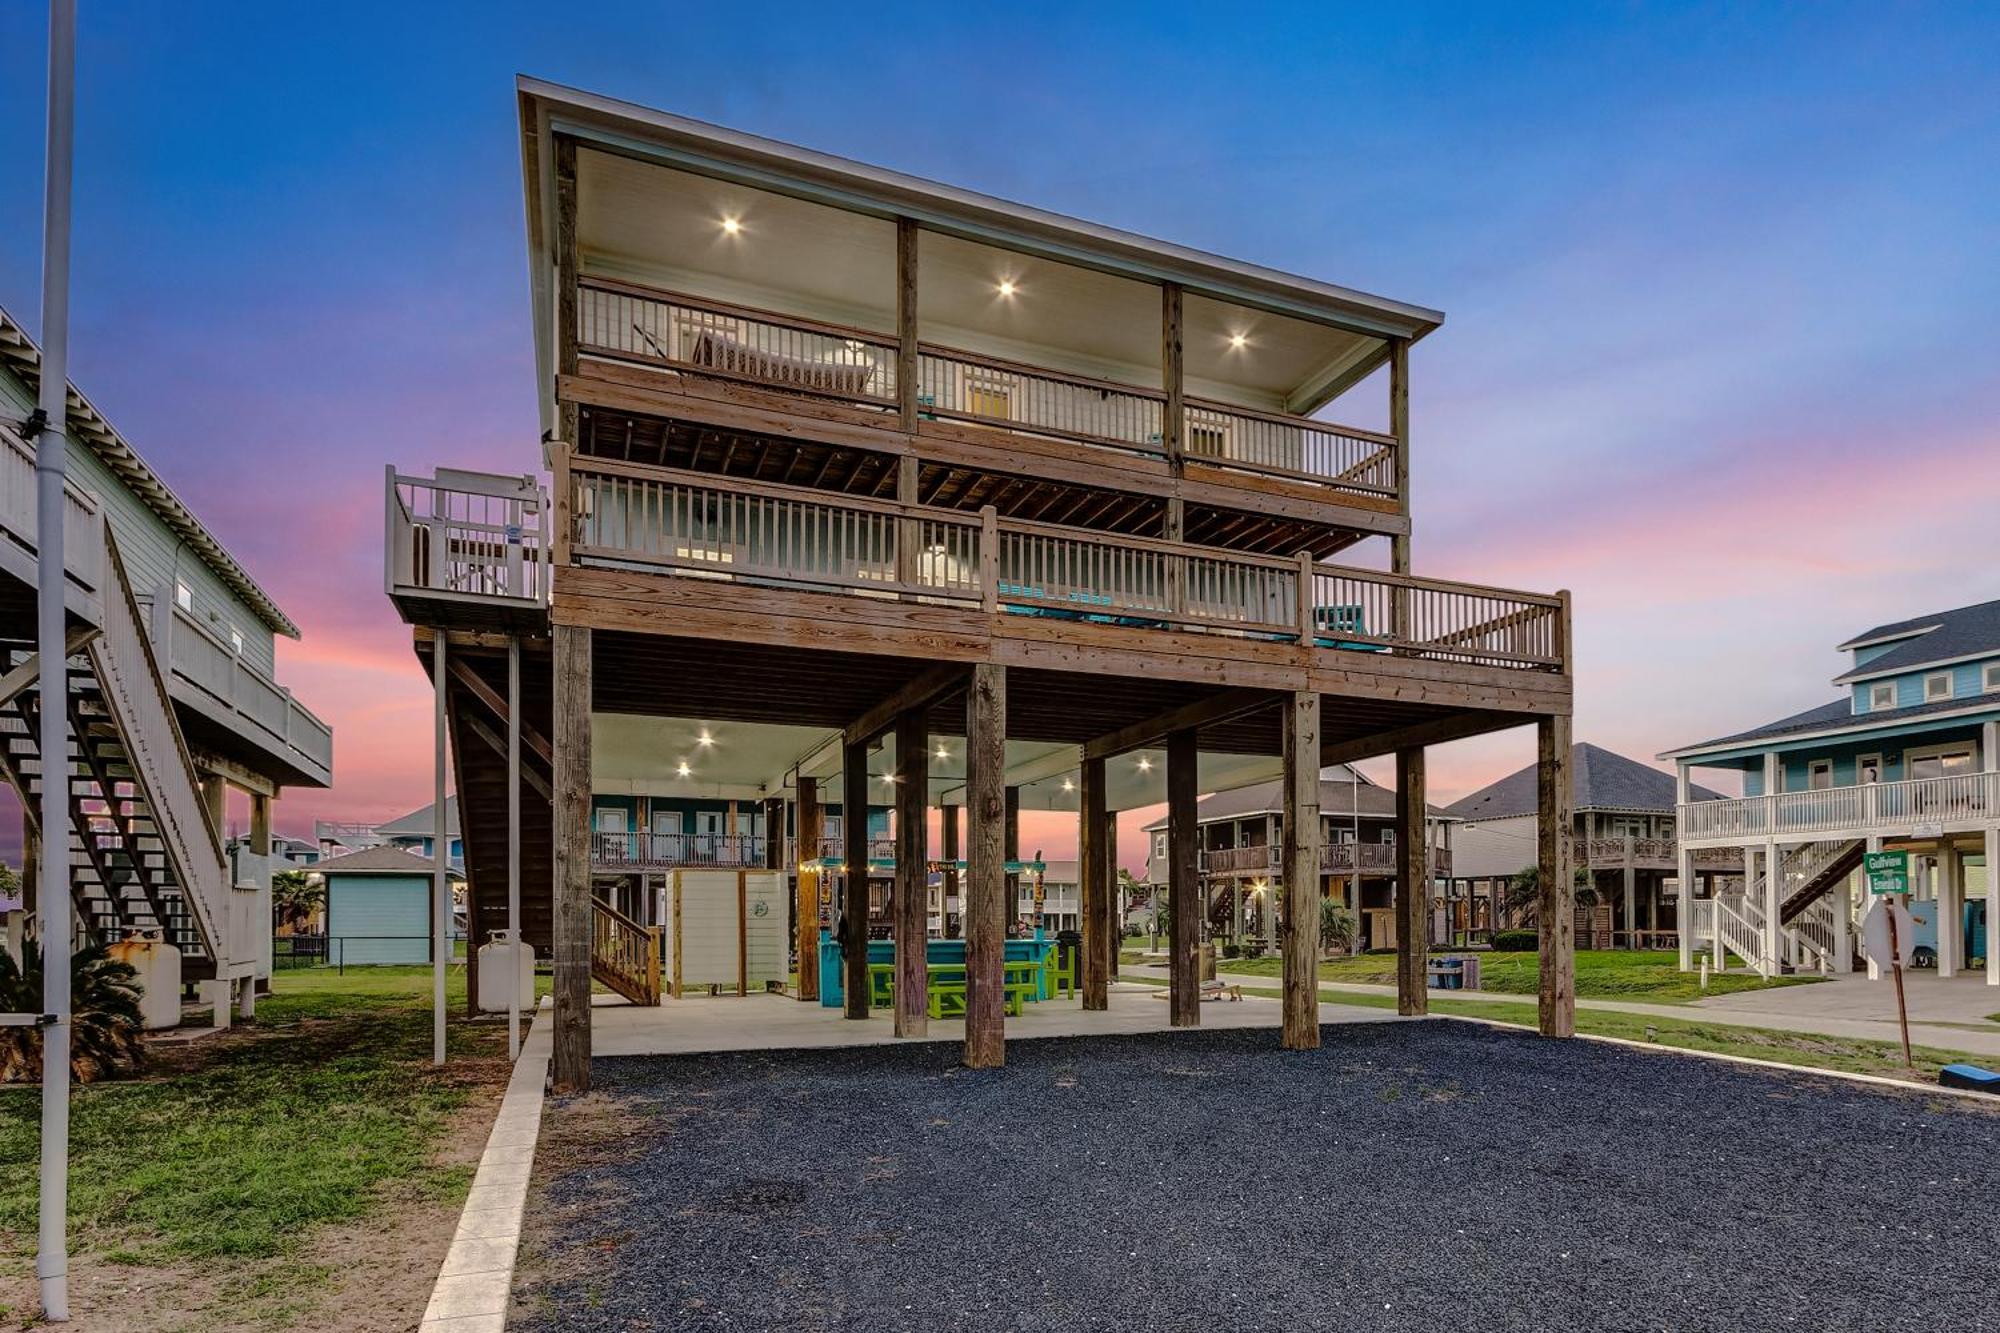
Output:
[0, 964, 534, 1321]
[1169, 949, 1818, 1004]
[1123, 976, 1983, 1084]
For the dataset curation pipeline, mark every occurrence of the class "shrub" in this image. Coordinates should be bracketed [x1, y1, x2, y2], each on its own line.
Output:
[1319, 900, 1356, 954]
[0, 941, 146, 1082]
[1491, 929, 1539, 952]
[1220, 942, 1241, 959]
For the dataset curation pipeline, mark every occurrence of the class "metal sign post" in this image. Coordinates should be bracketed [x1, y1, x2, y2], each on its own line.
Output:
[1865, 851, 1914, 1068]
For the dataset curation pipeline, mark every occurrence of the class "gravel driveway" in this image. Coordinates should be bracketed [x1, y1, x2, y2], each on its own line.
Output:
[513, 1022, 1999, 1332]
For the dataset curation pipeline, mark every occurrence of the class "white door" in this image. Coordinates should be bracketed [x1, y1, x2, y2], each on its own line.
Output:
[651, 809, 682, 861]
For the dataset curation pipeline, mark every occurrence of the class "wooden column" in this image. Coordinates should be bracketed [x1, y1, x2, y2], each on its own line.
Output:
[1003, 786, 1021, 934]
[1167, 727, 1200, 1027]
[554, 133, 580, 450]
[1394, 747, 1428, 1016]
[795, 777, 821, 1002]
[963, 663, 1007, 1068]
[1079, 753, 1110, 1010]
[892, 710, 929, 1037]
[762, 797, 783, 870]
[1102, 807, 1120, 979]
[897, 217, 919, 428]
[1675, 765, 1695, 972]
[1537, 714, 1576, 1037]
[940, 801, 960, 935]
[1388, 339, 1412, 645]
[841, 741, 871, 1020]
[1280, 692, 1322, 1049]
[551, 624, 593, 1093]
[1162, 283, 1184, 460]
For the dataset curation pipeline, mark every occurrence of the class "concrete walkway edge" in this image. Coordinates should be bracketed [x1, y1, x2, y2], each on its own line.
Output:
[420, 1007, 552, 1331]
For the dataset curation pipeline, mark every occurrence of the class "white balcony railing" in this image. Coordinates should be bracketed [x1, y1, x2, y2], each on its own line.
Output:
[1682, 771, 2000, 842]
[386, 467, 550, 609]
[143, 596, 334, 781]
[0, 423, 107, 619]
[591, 832, 766, 870]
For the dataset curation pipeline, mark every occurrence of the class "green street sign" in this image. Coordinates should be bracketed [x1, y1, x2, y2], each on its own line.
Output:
[1865, 850, 1910, 896]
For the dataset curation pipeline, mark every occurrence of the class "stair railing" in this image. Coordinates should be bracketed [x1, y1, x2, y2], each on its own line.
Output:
[590, 897, 662, 1005]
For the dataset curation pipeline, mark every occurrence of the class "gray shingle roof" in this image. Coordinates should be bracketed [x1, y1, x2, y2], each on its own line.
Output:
[1444, 743, 1720, 822]
[1833, 597, 2000, 681]
[1667, 692, 2000, 757]
[373, 797, 460, 838]
[314, 845, 456, 876]
[1141, 767, 1448, 831]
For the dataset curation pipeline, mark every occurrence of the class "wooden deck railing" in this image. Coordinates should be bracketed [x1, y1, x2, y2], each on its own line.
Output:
[564, 456, 1566, 673]
[143, 597, 334, 781]
[592, 832, 766, 870]
[1681, 771, 2000, 841]
[1202, 842, 1453, 875]
[575, 277, 1398, 499]
[1571, 838, 1744, 870]
[590, 897, 662, 1005]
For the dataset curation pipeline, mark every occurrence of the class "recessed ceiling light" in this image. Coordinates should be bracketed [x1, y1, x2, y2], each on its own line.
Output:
[935, 745, 949, 761]
[696, 730, 715, 747]
[1136, 757, 1153, 773]
[996, 279, 1017, 297]
[1229, 332, 1248, 349]
[676, 761, 692, 778]
[1061, 778, 1075, 793]
[720, 216, 742, 235]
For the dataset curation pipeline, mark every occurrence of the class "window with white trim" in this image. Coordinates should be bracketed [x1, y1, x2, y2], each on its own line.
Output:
[228, 626, 244, 655]
[173, 581, 192, 613]
[1867, 682, 1896, 711]
[1807, 759, 1833, 790]
[1924, 672, 1952, 702]
[1985, 662, 2000, 693]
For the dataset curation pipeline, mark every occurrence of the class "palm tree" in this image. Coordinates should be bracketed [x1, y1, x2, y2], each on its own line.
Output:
[272, 869, 324, 933]
[1505, 864, 1597, 923]
[0, 941, 146, 1083]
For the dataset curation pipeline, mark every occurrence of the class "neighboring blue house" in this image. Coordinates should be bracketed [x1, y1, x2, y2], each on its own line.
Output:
[1662, 598, 2000, 986]
[367, 798, 465, 871]
[319, 845, 463, 965]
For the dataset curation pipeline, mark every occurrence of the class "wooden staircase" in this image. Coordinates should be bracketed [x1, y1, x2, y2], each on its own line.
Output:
[0, 531, 231, 976]
[591, 898, 662, 1005]
[1779, 840, 1866, 924]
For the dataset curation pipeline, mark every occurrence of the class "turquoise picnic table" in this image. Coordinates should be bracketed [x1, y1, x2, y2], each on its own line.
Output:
[824, 933, 1057, 1009]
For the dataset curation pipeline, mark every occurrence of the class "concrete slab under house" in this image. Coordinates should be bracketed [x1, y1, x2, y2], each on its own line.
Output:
[1662, 597, 2000, 987]
[381, 77, 1580, 1093]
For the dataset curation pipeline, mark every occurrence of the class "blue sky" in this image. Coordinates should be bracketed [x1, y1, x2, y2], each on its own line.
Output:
[0, 2, 1995, 839]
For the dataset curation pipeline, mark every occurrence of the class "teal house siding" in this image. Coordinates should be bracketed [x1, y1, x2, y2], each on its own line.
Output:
[326, 874, 432, 964]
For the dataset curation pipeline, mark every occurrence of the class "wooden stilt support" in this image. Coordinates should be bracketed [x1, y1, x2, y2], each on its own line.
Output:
[963, 663, 1007, 1069]
[893, 710, 929, 1037]
[1103, 808, 1120, 979]
[1395, 747, 1428, 1016]
[842, 740, 871, 1020]
[940, 802, 960, 935]
[1167, 727, 1200, 1027]
[1537, 713, 1576, 1037]
[550, 623, 593, 1094]
[795, 776, 821, 1002]
[1079, 753, 1109, 1010]
[1003, 785, 1021, 934]
[1281, 692, 1321, 1049]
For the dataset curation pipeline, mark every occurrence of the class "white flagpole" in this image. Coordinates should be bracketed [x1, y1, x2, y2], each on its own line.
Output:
[35, 0, 78, 1322]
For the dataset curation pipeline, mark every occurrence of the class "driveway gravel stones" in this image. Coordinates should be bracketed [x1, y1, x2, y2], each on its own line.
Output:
[514, 1021, 1999, 1332]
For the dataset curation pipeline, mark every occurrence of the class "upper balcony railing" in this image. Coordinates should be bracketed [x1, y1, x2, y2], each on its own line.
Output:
[576, 278, 1399, 501]
[385, 467, 551, 614]
[1202, 842, 1452, 875]
[143, 595, 334, 783]
[0, 423, 107, 621]
[1680, 771, 2000, 842]
[1571, 837, 1743, 870]
[561, 453, 1565, 673]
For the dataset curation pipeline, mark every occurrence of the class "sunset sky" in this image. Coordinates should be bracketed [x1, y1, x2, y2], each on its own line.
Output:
[1, 4, 1995, 869]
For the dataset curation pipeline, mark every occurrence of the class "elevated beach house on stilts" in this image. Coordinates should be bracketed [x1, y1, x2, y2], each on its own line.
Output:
[1661, 599, 2000, 983]
[384, 79, 1578, 1090]
[1445, 743, 1743, 950]
[1139, 765, 1457, 953]
[0, 304, 333, 1023]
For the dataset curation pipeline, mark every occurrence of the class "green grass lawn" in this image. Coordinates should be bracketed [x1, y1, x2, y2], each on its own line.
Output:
[1123, 948, 1818, 1004]
[1121, 976, 1986, 1085]
[0, 964, 538, 1326]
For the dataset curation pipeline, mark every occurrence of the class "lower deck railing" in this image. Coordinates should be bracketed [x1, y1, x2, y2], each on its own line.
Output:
[592, 832, 766, 870]
[563, 456, 1568, 673]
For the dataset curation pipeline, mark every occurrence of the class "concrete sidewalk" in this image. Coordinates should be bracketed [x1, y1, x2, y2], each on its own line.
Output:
[1120, 962, 2000, 1059]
